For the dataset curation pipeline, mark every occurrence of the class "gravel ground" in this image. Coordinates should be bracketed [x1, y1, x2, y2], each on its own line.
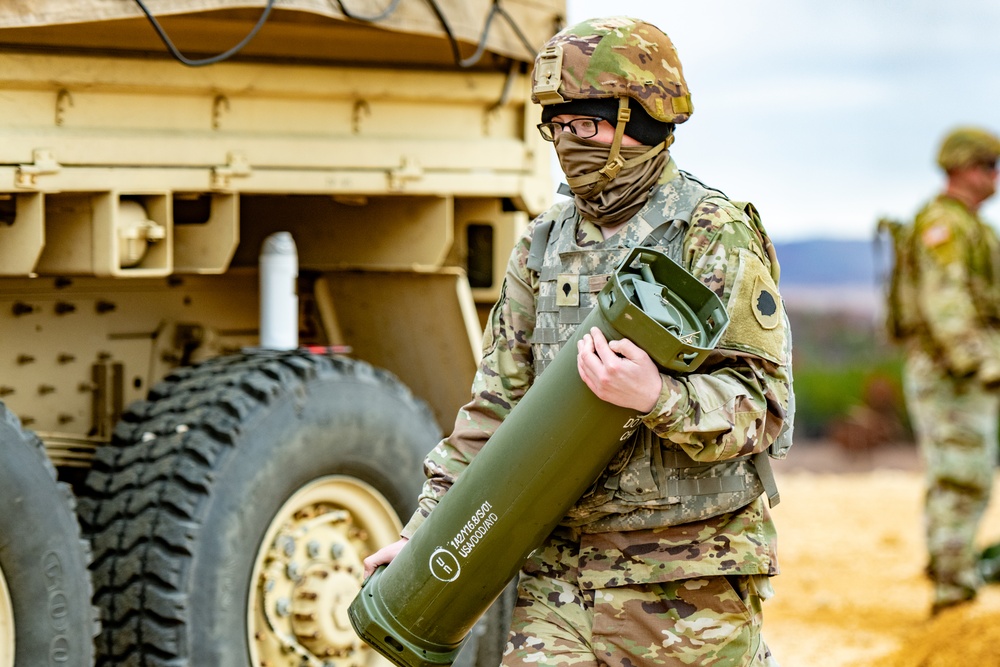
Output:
[764, 442, 1000, 667]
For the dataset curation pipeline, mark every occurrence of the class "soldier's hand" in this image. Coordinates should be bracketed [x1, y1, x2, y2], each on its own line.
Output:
[577, 327, 661, 413]
[363, 537, 408, 579]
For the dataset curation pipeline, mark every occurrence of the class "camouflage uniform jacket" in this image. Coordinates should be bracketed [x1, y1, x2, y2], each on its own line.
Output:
[908, 194, 1000, 378]
[402, 159, 789, 585]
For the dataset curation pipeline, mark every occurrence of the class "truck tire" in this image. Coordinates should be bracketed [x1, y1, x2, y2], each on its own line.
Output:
[79, 351, 441, 666]
[0, 403, 97, 667]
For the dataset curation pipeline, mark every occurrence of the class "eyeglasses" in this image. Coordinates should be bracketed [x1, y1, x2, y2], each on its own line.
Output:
[536, 117, 606, 142]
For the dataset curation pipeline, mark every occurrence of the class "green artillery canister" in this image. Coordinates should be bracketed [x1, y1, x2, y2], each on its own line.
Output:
[349, 247, 729, 667]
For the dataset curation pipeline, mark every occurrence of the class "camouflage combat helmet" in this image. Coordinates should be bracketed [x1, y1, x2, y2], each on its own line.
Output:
[531, 16, 692, 123]
[937, 126, 1000, 172]
[531, 17, 692, 195]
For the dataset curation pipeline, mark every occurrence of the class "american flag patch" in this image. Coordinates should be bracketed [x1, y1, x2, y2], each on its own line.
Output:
[921, 223, 951, 248]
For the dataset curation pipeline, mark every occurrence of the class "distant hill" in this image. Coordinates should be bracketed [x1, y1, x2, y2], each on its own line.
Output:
[774, 239, 889, 315]
[774, 238, 885, 287]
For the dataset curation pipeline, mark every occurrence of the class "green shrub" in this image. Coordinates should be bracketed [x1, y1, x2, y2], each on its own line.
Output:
[788, 310, 910, 440]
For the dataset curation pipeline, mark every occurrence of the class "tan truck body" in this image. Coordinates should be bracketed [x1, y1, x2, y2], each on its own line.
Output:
[0, 3, 562, 665]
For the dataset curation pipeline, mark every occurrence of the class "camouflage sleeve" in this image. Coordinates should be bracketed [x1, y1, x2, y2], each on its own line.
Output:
[401, 217, 539, 537]
[642, 198, 792, 462]
[912, 204, 999, 377]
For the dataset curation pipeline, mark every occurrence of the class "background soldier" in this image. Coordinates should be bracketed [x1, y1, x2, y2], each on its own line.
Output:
[365, 16, 793, 665]
[893, 126, 1000, 614]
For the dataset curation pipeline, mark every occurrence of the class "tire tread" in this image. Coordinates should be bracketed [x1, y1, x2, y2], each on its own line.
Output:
[81, 350, 434, 666]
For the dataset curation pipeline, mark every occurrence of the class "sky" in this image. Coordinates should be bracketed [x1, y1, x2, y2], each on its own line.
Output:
[562, 0, 1000, 242]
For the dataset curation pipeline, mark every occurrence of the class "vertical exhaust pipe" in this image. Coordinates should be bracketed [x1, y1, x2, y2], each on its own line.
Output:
[259, 231, 299, 350]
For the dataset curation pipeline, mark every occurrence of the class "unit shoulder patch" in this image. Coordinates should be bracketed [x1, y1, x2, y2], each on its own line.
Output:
[752, 275, 780, 330]
[719, 248, 788, 364]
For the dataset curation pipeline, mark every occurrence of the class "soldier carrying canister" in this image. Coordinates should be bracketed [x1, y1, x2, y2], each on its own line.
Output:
[366, 16, 794, 665]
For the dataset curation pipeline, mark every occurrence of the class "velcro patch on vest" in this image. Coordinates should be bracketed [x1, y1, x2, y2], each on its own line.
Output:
[720, 248, 788, 364]
[587, 274, 611, 292]
[556, 273, 580, 306]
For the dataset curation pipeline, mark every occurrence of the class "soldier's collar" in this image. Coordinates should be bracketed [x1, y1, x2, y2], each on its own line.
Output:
[657, 156, 680, 185]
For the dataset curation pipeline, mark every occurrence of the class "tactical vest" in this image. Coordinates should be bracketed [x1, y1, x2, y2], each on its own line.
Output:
[883, 198, 1000, 347]
[526, 173, 767, 532]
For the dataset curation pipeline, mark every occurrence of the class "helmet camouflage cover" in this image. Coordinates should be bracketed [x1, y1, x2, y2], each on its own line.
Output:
[531, 16, 693, 124]
[937, 126, 1000, 172]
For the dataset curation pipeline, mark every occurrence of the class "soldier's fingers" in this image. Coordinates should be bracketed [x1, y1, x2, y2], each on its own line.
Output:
[362, 538, 408, 578]
[577, 332, 600, 365]
[608, 337, 643, 362]
[577, 337, 598, 373]
[577, 336, 610, 388]
[362, 555, 382, 578]
[576, 347, 600, 391]
[589, 327, 616, 362]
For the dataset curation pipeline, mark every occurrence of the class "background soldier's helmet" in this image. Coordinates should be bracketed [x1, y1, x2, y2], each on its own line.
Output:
[531, 16, 693, 125]
[937, 126, 1000, 172]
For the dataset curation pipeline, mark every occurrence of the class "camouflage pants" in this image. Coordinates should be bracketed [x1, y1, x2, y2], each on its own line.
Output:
[904, 350, 999, 609]
[503, 541, 776, 667]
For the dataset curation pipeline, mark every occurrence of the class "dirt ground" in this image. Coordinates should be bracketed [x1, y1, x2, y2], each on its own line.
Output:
[765, 442, 1000, 667]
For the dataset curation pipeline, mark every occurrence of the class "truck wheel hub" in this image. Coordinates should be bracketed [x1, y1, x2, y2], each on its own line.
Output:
[292, 565, 363, 657]
[249, 476, 401, 667]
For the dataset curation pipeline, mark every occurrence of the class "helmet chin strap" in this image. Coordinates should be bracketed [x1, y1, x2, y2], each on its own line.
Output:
[565, 97, 673, 198]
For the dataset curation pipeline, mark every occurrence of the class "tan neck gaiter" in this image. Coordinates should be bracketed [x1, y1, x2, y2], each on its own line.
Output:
[554, 133, 667, 227]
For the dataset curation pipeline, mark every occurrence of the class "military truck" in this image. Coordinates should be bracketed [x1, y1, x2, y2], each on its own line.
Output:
[0, 1, 563, 665]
